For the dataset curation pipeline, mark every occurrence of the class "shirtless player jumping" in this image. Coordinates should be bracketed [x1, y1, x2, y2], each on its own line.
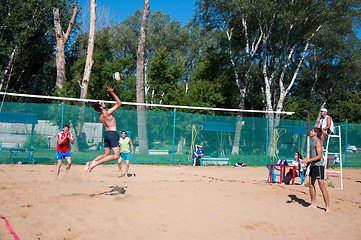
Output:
[84, 86, 122, 173]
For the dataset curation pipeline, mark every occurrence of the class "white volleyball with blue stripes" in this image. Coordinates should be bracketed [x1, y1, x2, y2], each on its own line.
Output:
[112, 72, 123, 82]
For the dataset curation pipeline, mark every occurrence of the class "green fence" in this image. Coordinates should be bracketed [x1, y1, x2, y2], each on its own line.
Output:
[0, 102, 360, 167]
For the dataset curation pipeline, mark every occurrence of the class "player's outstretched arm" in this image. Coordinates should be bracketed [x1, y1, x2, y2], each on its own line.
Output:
[106, 86, 122, 115]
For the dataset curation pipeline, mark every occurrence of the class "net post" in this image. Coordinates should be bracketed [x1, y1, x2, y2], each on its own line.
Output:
[307, 110, 310, 159]
[172, 108, 176, 165]
[265, 114, 269, 165]
[345, 119, 348, 167]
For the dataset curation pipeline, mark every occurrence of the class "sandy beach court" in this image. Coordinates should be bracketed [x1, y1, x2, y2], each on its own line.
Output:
[0, 164, 360, 240]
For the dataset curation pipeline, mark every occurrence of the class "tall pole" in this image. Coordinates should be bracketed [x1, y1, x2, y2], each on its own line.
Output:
[265, 114, 269, 165]
[345, 119, 348, 167]
[172, 108, 176, 165]
[307, 110, 310, 159]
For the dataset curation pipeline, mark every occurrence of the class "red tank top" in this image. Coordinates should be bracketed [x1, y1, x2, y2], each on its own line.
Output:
[57, 132, 73, 152]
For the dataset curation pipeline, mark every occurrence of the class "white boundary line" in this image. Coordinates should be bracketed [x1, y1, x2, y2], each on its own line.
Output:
[0, 92, 294, 115]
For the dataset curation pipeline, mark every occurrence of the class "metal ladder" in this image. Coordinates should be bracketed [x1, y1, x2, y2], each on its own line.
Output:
[323, 126, 343, 189]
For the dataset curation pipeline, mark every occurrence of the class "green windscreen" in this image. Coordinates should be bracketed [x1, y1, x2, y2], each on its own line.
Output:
[0, 102, 359, 167]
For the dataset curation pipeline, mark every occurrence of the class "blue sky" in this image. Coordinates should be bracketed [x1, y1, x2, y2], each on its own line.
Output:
[79, 0, 197, 25]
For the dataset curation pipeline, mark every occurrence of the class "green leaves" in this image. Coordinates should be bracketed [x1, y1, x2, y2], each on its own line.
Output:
[147, 47, 185, 105]
[336, 93, 361, 123]
[1, 0, 360, 124]
[0, 0, 79, 98]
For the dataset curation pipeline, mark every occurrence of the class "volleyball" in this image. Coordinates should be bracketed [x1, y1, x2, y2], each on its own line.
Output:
[113, 72, 123, 82]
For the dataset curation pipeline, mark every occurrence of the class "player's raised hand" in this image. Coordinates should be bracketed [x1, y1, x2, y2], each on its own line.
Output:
[106, 86, 115, 94]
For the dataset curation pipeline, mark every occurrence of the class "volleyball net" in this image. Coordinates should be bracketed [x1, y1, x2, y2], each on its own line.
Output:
[0, 93, 360, 167]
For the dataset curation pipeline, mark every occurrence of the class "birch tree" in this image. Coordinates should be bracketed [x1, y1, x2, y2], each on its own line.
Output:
[195, 0, 262, 154]
[0, 48, 17, 92]
[255, 0, 352, 157]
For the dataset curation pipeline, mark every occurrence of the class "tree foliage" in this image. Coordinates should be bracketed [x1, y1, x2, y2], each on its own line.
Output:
[0, 0, 78, 100]
[1, 0, 361, 124]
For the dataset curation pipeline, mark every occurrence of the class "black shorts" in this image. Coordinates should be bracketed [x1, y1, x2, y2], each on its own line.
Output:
[104, 131, 120, 148]
[309, 166, 325, 180]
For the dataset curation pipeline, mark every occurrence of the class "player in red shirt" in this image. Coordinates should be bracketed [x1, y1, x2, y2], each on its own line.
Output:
[55, 124, 74, 180]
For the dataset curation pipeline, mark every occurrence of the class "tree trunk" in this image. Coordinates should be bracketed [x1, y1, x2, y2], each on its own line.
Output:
[53, 7, 79, 93]
[53, 8, 66, 91]
[73, 0, 96, 153]
[231, 18, 262, 155]
[232, 116, 243, 154]
[136, 0, 150, 154]
[261, 19, 321, 159]
[53, 6, 80, 151]
[225, 28, 244, 155]
[0, 47, 17, 91]
[176, 136, 185, 155]
[80, 0, 96, 100]
[73, 107, 86, 153]
[69, 120, 79, 152]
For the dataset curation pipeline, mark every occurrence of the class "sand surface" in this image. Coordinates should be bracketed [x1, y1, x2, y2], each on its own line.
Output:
[0, 164, 360, 240]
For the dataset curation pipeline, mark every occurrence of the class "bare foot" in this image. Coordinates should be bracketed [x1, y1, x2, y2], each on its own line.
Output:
[87, 161, 97, 172]
[326, 208, 331, 212]
[308, 204, 317, 209]
[118, 174, 125, 178]
[83, 162, 90, 173]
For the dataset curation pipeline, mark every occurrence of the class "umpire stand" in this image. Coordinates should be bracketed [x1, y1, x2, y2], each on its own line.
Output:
[323, 126, 343, 189]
